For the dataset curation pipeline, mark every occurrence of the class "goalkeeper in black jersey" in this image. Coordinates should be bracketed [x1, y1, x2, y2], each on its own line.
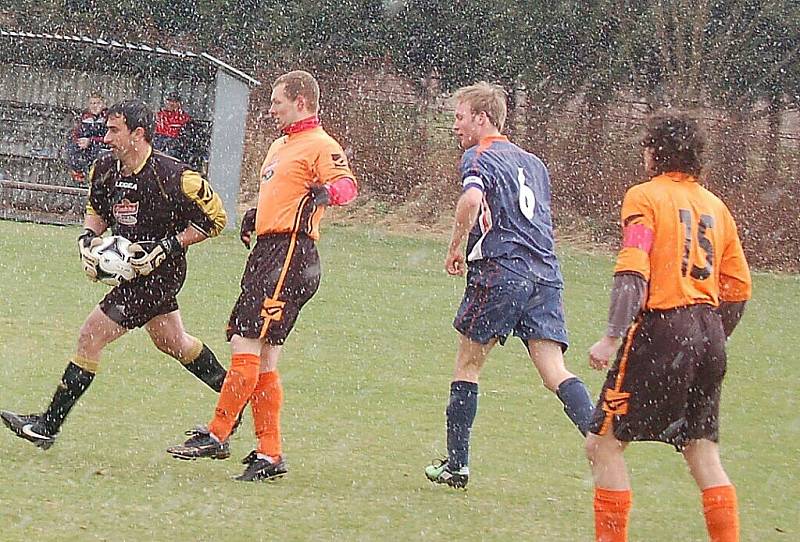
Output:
[1, 100, 229, 450]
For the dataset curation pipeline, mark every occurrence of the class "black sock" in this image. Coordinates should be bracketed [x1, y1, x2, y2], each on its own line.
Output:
[182, 344, 227, 392]
[556, 377, 594, 436]
[40, 362, 95, 435]
[446, 380, 478, 470]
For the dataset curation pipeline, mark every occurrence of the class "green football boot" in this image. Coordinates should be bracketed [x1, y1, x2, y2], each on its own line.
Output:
[425, 458, 469, 489]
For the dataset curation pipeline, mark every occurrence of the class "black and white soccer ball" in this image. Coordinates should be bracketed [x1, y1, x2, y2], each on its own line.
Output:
[90, 236, 136, 286]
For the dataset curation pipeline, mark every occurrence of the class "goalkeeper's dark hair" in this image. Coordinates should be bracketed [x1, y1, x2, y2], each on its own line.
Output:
[107, 100, 155, 143]
[639, 111, 706, 176]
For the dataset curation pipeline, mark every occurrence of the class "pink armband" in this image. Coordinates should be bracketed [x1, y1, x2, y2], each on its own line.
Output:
[622, 223, 654, 253]
[326, 177, 358, 206]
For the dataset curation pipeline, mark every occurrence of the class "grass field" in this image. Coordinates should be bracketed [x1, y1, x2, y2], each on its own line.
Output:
[0, 220, 797, 541]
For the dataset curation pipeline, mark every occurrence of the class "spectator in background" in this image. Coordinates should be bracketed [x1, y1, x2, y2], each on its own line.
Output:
[154, 93, 191, 158]
[66, 93, 108, 183]
[175, 119, 210, 173]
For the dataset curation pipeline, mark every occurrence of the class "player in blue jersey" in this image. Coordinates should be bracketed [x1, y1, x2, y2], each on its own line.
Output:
[425, 82, 594, 489]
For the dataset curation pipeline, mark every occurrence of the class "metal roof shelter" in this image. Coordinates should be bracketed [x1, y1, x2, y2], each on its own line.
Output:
[0, 29, 260, 227]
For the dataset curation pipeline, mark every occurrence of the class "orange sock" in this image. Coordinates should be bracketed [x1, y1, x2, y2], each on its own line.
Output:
[208, 353, 260, 441]
[594, 487, 632, 542]
[703, 485, 739, 542]
[251, 370, 283, 458]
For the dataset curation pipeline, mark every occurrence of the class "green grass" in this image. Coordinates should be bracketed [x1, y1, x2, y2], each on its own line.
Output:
[0, 220, 797, 541]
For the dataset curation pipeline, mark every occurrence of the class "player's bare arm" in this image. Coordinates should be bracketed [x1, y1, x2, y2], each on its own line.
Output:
[84, 213, 108, 236]
[446, 187, 482, 276]
[176, 224, 210, 248]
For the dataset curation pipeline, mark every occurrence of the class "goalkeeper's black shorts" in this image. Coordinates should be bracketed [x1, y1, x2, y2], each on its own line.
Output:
[99, 256, 186, 329]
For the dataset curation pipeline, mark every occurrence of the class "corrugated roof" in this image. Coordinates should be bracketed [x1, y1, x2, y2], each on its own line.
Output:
[0, 29, 260, 87]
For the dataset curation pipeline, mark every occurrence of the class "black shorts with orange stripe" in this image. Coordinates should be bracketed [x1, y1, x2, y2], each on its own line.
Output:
[227, 233, 320, 345]
[587, 304, 728, 451]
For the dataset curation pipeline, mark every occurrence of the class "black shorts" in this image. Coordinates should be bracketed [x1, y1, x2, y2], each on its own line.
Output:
[587, 304, 727, 450]
[99, 257, 186, 329]
[227, 233, 320, 345]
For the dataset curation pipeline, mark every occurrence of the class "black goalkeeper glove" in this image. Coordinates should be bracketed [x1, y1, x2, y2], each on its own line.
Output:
[240, 208, 257, 249]
[77, 228, 102, 281]
[128, 236, 182, 276]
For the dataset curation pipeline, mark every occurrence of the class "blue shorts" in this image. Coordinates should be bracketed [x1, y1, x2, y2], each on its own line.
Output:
[454, 261, 568, 350]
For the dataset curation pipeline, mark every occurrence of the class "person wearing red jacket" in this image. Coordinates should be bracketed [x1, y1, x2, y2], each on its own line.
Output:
[153, 93, 191, 158]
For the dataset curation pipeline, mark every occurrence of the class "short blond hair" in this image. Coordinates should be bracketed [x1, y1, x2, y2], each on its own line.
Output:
[273, 70, 320, 113]
[453, 82, 507, 131]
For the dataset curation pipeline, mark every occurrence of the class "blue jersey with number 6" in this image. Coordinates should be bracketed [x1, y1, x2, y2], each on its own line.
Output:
[460, 135, 562, 287]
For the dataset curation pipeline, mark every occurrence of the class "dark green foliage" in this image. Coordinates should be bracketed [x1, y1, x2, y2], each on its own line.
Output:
[389, 0, 519, 88]
[3, 1, 797, 107]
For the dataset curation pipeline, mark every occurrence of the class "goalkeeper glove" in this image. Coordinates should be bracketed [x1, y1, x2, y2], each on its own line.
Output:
[240, 208, 257, 249]
[129, 236, 182, 276]
[77, 228, 102, 281]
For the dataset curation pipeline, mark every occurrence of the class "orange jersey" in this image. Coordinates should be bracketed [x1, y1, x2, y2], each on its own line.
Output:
[255, 124, 354, 240]
[614, 172, 752, 310]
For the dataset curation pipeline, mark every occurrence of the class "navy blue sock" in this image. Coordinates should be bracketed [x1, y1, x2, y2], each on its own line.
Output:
[556, 377, 594, 436]
[446, 380, 478, 470]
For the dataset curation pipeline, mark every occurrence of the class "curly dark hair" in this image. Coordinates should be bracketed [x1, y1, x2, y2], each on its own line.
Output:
[639, 112, 706, 176]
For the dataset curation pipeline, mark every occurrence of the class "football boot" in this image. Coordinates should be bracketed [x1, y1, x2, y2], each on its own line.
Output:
[425, 458, 469, 489]
[167, 426, 230, 460]
[0, 411, 57, 450]
[235, 450, 288, 482]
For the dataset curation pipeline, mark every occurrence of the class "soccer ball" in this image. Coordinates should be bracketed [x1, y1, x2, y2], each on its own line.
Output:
[90, 236, 136, 286]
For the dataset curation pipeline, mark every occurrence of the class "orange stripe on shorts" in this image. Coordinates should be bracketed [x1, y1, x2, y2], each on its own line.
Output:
[598, 321, 639, 435]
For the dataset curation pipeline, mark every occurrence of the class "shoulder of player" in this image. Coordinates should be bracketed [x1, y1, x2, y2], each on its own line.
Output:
[269, 135, 288, 150]
[517, 145, 548, 171]
[88, 153, 117, 184]
[306, 127, 344, 150]
[619, 180, 659, 214]
[624, 178, 658, 199]
[696, 183, 727, 206]
[149, 150, 187, 175]
[148, 151, 201, 192]
[460, 145, 480, 166]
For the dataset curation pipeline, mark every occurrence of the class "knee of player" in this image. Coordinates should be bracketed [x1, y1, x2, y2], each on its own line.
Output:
[584, 433, 617, 465]
[76, 322, 105, 352]
[540, 375, 562, 393]
[152, 334, 193, 359]
[682, 439, 722, 466]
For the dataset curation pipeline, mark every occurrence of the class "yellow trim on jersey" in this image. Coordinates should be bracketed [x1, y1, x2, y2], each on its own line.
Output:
[131, 146, 153, 175]
[180, 170, 227, 237]
[85, 163, 99, 215]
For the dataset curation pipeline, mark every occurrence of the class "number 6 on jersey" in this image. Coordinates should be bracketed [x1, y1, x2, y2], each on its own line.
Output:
[517, 167, 536, 220]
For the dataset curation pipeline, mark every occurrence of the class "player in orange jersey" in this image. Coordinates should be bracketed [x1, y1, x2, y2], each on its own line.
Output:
[584, 112, 751, 542]
[167, 70, 357, 481]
